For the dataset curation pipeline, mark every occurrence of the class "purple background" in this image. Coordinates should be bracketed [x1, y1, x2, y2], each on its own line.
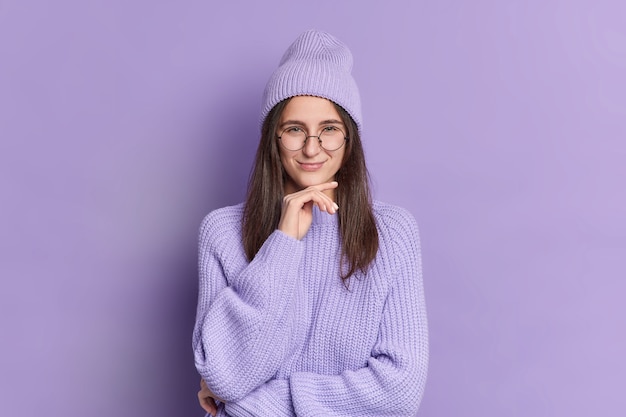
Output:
[1, 1, 625, 416]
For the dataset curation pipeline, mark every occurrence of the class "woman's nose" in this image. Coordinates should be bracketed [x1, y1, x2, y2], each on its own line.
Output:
[302, 135, 322, 156]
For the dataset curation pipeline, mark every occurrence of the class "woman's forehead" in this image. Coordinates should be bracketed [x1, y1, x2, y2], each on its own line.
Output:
[280, 96, 342, 124]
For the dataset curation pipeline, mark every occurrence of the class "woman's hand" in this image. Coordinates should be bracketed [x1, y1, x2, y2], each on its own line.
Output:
[198, 378, 222, 416]
[278, 182, 339, 240]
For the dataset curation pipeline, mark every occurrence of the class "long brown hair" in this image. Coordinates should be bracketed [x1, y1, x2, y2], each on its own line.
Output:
[242, 98, 379, 281]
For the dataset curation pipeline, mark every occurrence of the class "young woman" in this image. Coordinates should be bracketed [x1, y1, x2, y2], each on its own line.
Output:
[193, 30, 428, 416]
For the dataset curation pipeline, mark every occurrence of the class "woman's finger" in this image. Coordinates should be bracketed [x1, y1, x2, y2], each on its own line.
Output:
[284, 193, 334, 214]
[313, 180, 339, 192]
[198, 378, 219, 416]
[284, 184, 339, 213]
[198, 389, 218, 415]
[279, 182, 340, 239]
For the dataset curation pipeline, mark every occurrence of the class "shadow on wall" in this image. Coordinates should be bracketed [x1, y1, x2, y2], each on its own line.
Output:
[163, 77, 262, 416]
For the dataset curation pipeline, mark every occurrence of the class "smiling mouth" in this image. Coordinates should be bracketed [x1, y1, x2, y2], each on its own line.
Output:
[298, 161, 325, 171]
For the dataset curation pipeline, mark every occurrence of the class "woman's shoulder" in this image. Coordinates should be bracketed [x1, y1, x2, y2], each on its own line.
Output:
[371, 200, 421, 247]
[372, 200, 419, 232]
[199, 203, 245, 244]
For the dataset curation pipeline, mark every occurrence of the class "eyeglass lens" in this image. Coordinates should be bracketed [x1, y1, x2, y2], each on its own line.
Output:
[279, 127, 346, 151]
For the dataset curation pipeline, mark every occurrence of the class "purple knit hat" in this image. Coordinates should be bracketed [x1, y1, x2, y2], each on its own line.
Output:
[260, 30, 362, 132]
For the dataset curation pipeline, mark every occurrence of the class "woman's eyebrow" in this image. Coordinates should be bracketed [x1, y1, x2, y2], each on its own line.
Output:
[319, 119, 343, 126]
[279, 119, 306, 129]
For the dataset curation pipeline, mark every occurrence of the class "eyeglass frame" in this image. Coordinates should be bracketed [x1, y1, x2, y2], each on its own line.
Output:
[276, 126, 349, 152]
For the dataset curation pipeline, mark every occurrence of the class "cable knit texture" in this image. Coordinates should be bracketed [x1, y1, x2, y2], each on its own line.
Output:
[193, 201, 428, 416]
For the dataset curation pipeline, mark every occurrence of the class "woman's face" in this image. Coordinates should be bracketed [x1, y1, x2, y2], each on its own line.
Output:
[278, 96, 346, 196]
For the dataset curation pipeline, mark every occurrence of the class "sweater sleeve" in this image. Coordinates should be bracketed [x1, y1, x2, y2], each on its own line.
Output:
[224, 209, 429, 417]
[225, 379, 294, 417]
[193, 211, 305, 402]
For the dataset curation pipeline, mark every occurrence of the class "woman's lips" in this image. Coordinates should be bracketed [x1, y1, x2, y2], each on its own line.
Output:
[299, 161, 325, 171]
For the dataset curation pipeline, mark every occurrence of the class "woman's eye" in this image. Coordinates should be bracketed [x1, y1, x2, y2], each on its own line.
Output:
[323, 126, 339, 132]
[285, 127, 303, 133]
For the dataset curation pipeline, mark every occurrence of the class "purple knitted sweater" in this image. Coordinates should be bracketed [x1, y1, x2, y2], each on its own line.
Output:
[193, 201, 428, 416]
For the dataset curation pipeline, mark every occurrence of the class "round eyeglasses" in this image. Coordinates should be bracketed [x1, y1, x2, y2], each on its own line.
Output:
[278, 126, 348, 151]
